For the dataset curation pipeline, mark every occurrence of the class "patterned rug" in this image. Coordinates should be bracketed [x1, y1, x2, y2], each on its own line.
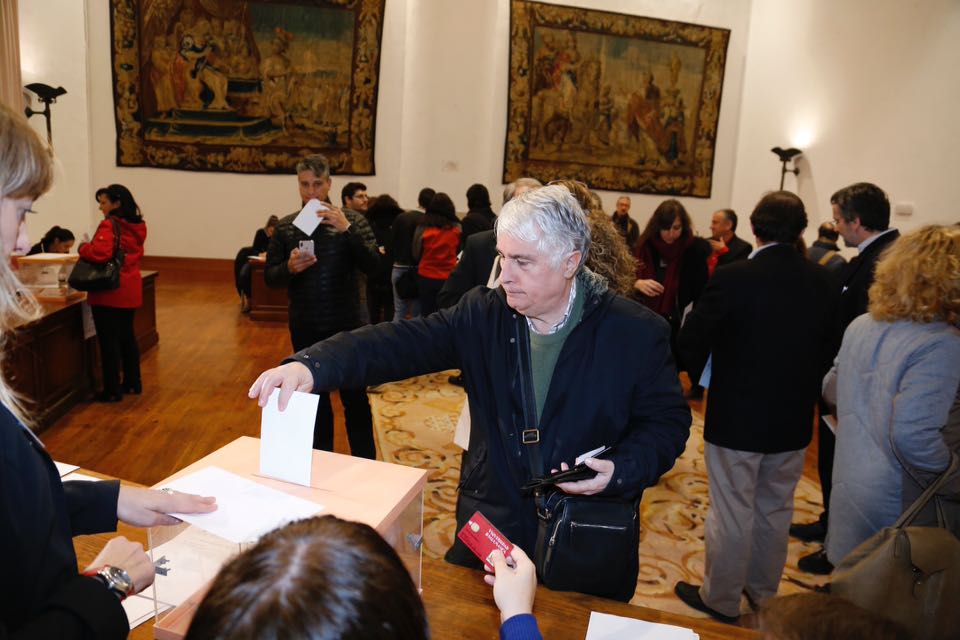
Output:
[369, 372, 829, 617]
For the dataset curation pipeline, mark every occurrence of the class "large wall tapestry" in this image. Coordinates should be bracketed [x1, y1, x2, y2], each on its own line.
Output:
[110, 0, 385, 174]
[504, 1, 730, 197]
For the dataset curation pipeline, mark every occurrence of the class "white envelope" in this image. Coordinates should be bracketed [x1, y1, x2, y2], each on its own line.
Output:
[260, 388, 318, 487]
[292, 199, 329, 236]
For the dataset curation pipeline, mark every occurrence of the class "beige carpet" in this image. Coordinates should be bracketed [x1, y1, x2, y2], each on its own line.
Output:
[370, 372, 829, 617]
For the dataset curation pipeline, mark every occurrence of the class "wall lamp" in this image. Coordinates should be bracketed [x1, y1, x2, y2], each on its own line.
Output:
[771, 146, 802, 190]
[24, 83, 67, 144]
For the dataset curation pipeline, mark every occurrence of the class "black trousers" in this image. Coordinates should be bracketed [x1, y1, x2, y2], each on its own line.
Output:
[290, 324, 376, 459]
[366, 283, 394, 325]
[418, 275, 446, 317]
[816, 398, 836, 526]
[91, 306, 140, 395]
[234, 246, 257, 296]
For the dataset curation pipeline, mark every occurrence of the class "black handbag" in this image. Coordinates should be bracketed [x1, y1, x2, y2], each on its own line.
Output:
[395, 268, 419, 299]
[69, 218, 125, 292]
[515, 322, 641, 602]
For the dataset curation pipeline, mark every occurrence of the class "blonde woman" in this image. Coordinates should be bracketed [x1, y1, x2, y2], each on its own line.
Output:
[0, 103, 216, 638]
[824, 225, 960, 566]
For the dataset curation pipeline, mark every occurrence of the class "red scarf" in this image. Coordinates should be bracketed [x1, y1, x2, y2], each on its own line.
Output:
[636, 235, 692, 317]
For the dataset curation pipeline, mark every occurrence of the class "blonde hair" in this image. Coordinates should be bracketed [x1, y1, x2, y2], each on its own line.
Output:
[0, 103, 51, 424]
[550, 179, 638, 296]
[869, 225, 960, 326]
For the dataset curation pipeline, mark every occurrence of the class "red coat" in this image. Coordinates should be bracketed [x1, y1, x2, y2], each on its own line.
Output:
[77, 216, 147, 308]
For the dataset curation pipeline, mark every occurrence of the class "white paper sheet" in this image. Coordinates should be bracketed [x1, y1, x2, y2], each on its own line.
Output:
[585, 612, 699, 639]
[260, 388, 317, 487]
[122, 592, 170, 630]
[292, 199, 328, 236]
[159, 466, 323, 544]
[62, 472, 102, 482]
[54, 461, 79, 477]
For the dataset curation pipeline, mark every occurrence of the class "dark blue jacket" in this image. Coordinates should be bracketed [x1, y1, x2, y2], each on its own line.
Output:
[286, 273, 691, 562]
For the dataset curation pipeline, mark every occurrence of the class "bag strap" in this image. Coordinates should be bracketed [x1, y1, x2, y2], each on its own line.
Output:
[108, 217, 124, 260]
[817, 250, 837, 266]
[515, 319, 544, 480]
[893, 452, 959, 528]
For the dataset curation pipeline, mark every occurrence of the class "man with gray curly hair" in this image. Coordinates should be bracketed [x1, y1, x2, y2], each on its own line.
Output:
[250, 184, 691, 600]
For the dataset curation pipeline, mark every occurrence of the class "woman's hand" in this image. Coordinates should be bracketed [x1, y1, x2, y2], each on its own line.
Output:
[483, 546, 538, 623]
[634, 278, 664, 297]
[86, 536, 155, 595]
[117, 485, 217, 527]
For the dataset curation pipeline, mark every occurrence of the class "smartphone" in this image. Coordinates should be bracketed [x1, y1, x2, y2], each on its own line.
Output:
[298, 240, 315, 257]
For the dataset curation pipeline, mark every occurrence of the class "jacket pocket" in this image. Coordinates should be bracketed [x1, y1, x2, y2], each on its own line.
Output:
[457, 444, 488, 493]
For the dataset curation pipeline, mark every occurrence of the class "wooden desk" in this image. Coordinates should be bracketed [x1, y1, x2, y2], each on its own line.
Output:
[135, 271, 159, 354]
[247, 258, 288, 322]
[71, 469, 757, 640]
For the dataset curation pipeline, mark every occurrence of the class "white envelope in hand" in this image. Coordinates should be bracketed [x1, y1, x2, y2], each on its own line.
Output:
[260, 388, 319, 487]
[292, 199, 329, 236]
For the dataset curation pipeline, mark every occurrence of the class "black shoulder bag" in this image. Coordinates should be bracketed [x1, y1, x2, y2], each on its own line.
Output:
[69, 218, 125, 292]
[515, 324, 641, 602]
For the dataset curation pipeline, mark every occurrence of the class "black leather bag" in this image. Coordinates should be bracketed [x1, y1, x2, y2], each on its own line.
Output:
[69, 218, 124, 292]
[395, 268, 419, 299]
[514, 323, 640, 602]
[535, 490, 641, 602]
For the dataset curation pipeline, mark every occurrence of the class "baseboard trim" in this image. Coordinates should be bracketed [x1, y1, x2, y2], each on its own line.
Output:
[141, 256, 233, 272]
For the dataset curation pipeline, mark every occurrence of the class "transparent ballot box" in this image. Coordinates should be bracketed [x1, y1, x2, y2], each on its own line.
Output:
[150, 436, 427, 639]
[15, 253, 82, 301]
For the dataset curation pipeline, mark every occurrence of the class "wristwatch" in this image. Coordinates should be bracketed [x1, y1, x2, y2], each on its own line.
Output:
[83, 565, 134, 601]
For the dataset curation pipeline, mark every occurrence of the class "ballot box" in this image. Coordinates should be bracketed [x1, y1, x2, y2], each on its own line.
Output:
[148, 436, 427, 640]
[15, 253, 83, 301]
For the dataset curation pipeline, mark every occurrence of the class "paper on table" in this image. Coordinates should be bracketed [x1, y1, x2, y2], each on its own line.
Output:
[292, 199, 329, 236]
[585, 612, 699, 640]
[159, 466, 324, 544]
[54, 461, 79, 477]
[122, 592, 170, 630]
[62, 472, 102, 482]
[260, 388, 317, 487]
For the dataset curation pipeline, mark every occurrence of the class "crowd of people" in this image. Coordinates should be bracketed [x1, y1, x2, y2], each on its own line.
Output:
[2, 93, 958, 639]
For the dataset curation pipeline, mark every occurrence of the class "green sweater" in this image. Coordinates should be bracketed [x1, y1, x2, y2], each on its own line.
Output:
[529, 280, 587, 421]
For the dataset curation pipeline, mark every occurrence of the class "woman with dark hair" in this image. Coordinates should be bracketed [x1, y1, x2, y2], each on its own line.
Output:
[186, 515, 543, 640]
[80, 184, 147, 402]
[365, 194, 402, 323]
[461, 183, 496, 245]
[27, 225, 75, 255]
[633, 199, 710, 360]
[413, 193, 461, 315]
[235, 215, 280, 313]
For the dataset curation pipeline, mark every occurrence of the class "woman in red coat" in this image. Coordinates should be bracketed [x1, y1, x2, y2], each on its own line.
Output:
[79, 184, 147, 402]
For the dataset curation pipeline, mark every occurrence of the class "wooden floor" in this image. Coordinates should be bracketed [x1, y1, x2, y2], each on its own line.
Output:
[40, 263, 820, 488]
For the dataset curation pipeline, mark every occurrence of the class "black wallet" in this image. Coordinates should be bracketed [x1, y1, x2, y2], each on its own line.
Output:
[521, 446, 612, 492]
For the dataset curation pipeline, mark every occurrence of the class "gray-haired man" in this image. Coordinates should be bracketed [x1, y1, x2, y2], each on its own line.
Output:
[252, 185, 690, 595]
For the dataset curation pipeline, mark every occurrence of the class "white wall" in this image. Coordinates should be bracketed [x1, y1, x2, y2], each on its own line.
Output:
[730, 0, 960, 255]
[18, 0, 94, 248]
[20, 0, 751, 258]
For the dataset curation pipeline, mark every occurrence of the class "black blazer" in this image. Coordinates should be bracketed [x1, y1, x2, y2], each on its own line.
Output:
[0, 405, 126, 638]
[716, 234, 753, 268]
[437, 229, 498, 309]
[678, 244, 839, 453]
[838, 229, 899, 335]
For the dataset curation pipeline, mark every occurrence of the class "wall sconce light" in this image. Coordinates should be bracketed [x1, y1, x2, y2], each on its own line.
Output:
[23, 83, 67, 145]
[771, 146, 802, 190]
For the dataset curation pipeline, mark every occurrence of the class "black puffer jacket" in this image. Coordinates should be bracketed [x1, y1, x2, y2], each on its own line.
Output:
[265, 209, 381, 333]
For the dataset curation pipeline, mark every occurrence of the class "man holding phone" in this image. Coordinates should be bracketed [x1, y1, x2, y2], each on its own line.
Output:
[264, 154, 381, 458]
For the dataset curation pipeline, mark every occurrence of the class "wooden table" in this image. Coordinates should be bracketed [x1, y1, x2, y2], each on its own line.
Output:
[71, 476, 758, 640]
[247, 257, 288, 322]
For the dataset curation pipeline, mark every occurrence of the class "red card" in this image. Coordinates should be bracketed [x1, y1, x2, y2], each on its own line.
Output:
[457, 511, 514, 570]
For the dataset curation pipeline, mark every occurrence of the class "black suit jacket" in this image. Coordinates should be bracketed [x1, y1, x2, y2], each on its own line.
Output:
[678, 244, 839, 453]
[838, 229, 899, 335]
[437, 229, 498, 309]
[716, 234, 753, 268]
[1, 405, 126, 638]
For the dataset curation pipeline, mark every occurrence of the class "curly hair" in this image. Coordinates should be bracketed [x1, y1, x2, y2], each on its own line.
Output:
[549, 180, 638, 295]
[869, 225, 960, 325]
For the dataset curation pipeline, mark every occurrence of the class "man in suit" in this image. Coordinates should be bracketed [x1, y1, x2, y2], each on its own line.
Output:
[674, 191, 839, 622]
[791, 182, 900, 573]
[611, 195, 639, 250]
[708, 208, 752, 272]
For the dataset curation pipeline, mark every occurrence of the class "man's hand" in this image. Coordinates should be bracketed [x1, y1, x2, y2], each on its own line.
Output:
[248, 361, 315, 410]
[634, 278, 664, 297]
[319, 204, 351, 233]
[86, 537, 155, 595]
[555, 458, 614, 495]
[483, 547, 537, 624]
[708, 238, 726, 252]
[117, 486, 217, 527]
[287, 247, 317, 274]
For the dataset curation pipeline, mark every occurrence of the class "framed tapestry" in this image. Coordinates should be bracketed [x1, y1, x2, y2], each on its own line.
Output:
[109, 0, 385, 175]
[504, 1, 730, 197]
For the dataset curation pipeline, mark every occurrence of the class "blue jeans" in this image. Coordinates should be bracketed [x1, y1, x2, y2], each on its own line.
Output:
[391, 265, 421, 321]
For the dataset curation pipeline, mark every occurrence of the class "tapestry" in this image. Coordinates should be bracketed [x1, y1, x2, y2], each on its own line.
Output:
[504, 1, 731, 197]
[109, 0, 385, 174]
